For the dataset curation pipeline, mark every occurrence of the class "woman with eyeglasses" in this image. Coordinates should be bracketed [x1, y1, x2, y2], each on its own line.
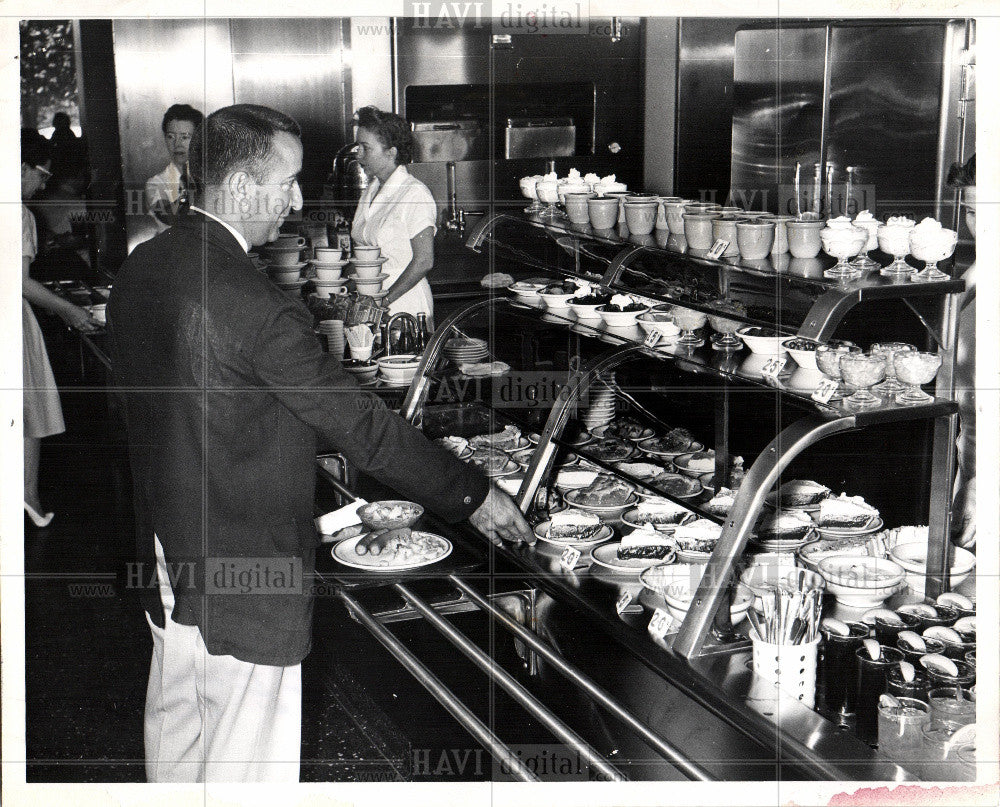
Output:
[144, 104, 204, 232]
[21, 128, 99, 528]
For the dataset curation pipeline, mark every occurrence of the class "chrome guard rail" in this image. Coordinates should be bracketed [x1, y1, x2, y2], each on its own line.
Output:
[393, 582, 627, 782]
[337, 588, 540, 782]
[448, 576, 713, 781]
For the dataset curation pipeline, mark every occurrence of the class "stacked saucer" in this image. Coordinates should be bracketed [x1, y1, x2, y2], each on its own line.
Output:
[443, 338, 489, 365]
[582, 371, 617, 429]
[318, 319, 345, 359]
[352, 272, 389, 298]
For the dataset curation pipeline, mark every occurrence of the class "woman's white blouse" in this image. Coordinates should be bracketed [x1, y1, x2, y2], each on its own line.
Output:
[352, 165, 437, 318]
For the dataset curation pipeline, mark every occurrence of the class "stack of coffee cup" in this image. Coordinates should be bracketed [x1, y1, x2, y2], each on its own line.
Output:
[350, 245, 389, 298]
[318, 319, 345, 359]
[311, 246, 350, 299]
[265, 234, 307, 290]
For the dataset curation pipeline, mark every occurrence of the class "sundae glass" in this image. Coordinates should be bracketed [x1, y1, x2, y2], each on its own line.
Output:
[894, 351, 943, 404]
[851, 210, 881, 270]
[821, 217, 868, 280]
[535, 173, 561, 218]
[671, 306, 708, 348]
[519, 175, 544, 214]
[840, 353, 887, 409]
[870, 342, 917, 394]
[707, 313, 743, 352]
[877, 217, 916, 276]
[815, 340, 862, 400]
[909, 218, 958, 282]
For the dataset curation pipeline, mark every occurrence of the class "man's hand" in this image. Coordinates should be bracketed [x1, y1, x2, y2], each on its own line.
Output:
[469, 487, 535, 547]
[356, 527, 411, 556]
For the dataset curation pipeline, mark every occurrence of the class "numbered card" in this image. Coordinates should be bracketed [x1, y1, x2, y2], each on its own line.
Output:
[706, 239, 730, 260]
[559, 546, 582, 571]
[615, 590, 634, 615]
[643, 330, 662, 348]
[647, 607, 673, 640]
[760, 355, 787, 379]
[811, 377, 840, 404]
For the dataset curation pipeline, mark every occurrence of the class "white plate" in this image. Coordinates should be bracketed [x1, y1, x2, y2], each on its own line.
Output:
[637, 438, 704, 459]
[672, 452, 716, 476]
[764, 490, 824, 512]
[474, 459, 521, 478]
[351, 272, 390, 283]
[564, 489, 639, 513]
[377, 374, 416, 388]
[816, 517, 884, 538]
[590, 543, 675, 572]
[533, 521, 614, 547]
[331, 531, 452, 571]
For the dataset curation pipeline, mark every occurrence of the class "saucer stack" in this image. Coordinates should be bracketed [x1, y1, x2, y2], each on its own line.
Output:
[318, 319, 345, 359]
[582, 370, 617, 430]
[443, 338, 489, 365]
[350, 247, 390, 300]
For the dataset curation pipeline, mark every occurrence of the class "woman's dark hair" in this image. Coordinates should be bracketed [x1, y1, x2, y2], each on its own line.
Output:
[21, 128, 50, 168]
[188, 104, 301, 191]
[355, 106, 413, 166]
[162, 104, 205, 133]
[947, 153, 975, 188]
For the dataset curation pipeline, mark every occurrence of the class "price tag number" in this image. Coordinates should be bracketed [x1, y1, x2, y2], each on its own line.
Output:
[616, 590, 633, 614]
[647, 607, 674, 639]
[760, 356, 787, 379]
[811, 377, 840, 404]
[560, 546, 582, 571]
[706, 239, 730, 260]
[643, 330, 662, 348]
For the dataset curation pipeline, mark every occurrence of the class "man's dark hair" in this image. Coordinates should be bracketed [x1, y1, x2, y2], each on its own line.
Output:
[162, 103, 205, 134]
[188, 104, 301, 191]
[947, 153, 975, 188]
[21, 128, 50, 168]
[52, 112, 71, 130]
[355, 106, 414, 166]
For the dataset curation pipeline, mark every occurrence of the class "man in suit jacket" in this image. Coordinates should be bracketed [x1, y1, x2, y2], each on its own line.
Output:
[108, 104, 532, 783]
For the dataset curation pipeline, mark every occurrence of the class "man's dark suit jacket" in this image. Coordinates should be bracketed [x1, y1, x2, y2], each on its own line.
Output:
[108, 211, 490, 666]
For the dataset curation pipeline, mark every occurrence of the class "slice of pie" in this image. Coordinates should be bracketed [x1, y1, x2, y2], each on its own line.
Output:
[574, 474, 635, 507]
[672, 519, 723, 554]
[617, 526, 675, 560]
[817, 494, 880, 528]
[548, 509, 602, 541]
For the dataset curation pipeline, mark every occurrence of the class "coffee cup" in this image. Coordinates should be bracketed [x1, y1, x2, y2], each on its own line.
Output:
[274, 234, 306, 249]
[314, 247, 342, 262]
[353, 245, 382, 261]
[267, 248, 303, 266]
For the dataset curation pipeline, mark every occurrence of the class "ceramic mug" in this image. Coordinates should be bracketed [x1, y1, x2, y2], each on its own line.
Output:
[267, 249, 303, 266]
[736, 219, 776, 260]
[624, 200, 658, 236]
[564, 192, 594, 225]
[786, 219, 825, 259]
[683, 211, 722, 250]
[588, 197, 619, 230]
[314, 247, 342, 261]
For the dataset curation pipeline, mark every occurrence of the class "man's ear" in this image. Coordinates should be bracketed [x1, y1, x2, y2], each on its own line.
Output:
[226, 171, 253, 215]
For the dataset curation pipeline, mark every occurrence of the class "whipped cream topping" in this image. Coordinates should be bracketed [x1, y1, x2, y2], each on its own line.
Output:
[598, 174, 617, 185]
[885, 216, 915, 229]
[583, 172, 600, 186]
[825, 215, 855, 229]
[564, 168, 581, 181]
[620, 525, 670, 546]
[854, 210, 878, 223]
[610, 293, 635, 309]
[550, 509, 600, 529]
[542, 171, 557, 181]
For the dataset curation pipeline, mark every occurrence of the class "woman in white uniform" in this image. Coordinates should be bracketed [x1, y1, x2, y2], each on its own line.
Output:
[351, 106, 437, 321]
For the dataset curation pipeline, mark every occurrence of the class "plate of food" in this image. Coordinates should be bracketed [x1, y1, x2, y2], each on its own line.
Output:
[332, 530, 452, 571]
[593, 416, 656, 442]
[815, 493, 882, 536]
[590, 538, 676, 572]
[637, 429, 702, 458]
[672, 450, 717, 477]
[671, 519, 724, 562]
[643, 472, 703, 500]
[533, 510, 615, 547]
[435, 436, 473, 460]
[467, 450, 521, 477]
[764, 479, 831, 512]
[621, 502, 696, 531]
[585, 437, 636, 463]
[468, 425, 522, 451]
[614, 460, 667, 480]
[564, 475, 638, 514]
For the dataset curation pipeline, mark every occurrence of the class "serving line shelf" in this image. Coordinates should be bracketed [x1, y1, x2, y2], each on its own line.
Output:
[312, 467, 917, 781]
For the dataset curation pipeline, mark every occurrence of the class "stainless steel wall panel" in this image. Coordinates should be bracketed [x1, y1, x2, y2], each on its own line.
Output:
[112, 19, 235, 252]
[825, 23, 946, 220]
[229, 19, 351, 205]
[730, 25, 827, 214]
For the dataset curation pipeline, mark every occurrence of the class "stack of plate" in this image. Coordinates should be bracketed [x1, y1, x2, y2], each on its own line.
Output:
[318, 319, 345, 359]
[582, 371, 617, 429]
[443, 338, 489, 365]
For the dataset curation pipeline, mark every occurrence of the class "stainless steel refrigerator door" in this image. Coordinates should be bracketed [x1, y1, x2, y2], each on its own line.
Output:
[825, 23, 946, 221]
[730, 25, 828, 215]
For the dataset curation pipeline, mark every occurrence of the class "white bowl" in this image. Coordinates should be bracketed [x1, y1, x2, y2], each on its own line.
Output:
[640, 563, 753, 625]
[537, 290, 576, 309]
[817, 555, 906, 608]
[377, 354, 421, 384]
[567, 299, 606, 320]
[636, 313, 681, 338]
[597, 305, 650, 328]
[781, 337, 821, 370]
[888, 542, 976, 597]
[737, 327, 789, 355]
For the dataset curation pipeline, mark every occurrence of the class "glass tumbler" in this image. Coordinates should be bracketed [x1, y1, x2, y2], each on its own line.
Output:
[878, 697, 930, 761]
[855, 645, 904, 743]
[819, 622, 869, 719]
